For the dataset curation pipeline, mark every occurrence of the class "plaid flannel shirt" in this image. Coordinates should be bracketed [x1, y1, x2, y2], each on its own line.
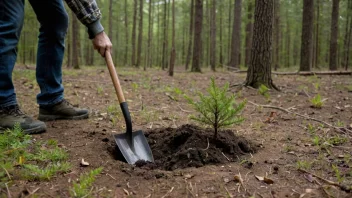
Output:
[65, 0, 104, 39]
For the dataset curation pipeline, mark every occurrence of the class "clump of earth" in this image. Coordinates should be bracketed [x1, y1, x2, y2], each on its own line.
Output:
[134, 124, 256, 171]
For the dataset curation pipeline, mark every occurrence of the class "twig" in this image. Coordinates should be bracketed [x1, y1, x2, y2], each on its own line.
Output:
[224, 187, 234, 198]
[1, 166, 11, 180]
[161, 187, 174, 198]
[25, 187, 40, 198]
[248, 101, 352, 134]
[5, 183, 11, 198]
[298, 169, 351, 193]
[321, 186, 332, 198]
[106, 173, 116, 180]
[177, 105, 193, 113]
[221, 152, 231, 161]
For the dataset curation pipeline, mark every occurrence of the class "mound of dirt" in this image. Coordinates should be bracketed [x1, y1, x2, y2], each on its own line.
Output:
[142, 124, 256, 171]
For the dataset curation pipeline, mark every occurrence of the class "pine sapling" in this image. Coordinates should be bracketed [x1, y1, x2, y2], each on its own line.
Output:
[186, 78, 246, 139]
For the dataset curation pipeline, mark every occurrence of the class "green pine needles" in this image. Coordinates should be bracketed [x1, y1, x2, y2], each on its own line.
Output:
[186, 78, 246, 138]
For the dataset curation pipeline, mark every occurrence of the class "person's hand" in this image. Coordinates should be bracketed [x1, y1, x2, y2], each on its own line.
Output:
[92, 31, 112, 57]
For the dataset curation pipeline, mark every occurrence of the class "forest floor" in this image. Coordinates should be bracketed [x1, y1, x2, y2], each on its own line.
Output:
[2, 65, 352, 198]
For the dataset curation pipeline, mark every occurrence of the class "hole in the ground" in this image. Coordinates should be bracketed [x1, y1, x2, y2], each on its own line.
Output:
[107, 124, 257, 171]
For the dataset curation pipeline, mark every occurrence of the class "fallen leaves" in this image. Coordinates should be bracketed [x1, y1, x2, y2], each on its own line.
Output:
[255, 175, 274, 184]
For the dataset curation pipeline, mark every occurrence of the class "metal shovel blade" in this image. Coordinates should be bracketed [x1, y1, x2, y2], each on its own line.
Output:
[113, 130, 154, 165]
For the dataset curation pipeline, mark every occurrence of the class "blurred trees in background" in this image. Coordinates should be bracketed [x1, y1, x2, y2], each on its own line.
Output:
[17, 0, 352, 71]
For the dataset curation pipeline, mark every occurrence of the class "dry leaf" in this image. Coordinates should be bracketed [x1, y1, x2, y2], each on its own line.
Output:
[255, 175, 274, 184]
[184, 174, 194, 179]
[80, 158, 90, 166]
[255, 175, 264, 181]
[263, 177, 274, 184]
[234, 175, 243, 183]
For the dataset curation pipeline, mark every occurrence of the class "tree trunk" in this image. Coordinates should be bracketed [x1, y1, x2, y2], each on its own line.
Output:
[227, 0, 232, 63]
[185, 0, 194, 70]
[245, 0, 276, 89]
[169, 0, 176, 76]
[229, 0, 242, 69]
[191, 0, 203, 72]
[210, 0, 216, 71]
[161, 0, 169, 70]
[300, 0, 314, 71]
[245, 0, 254, 68]
[136, 0, 144, 68]
[108, 0, 113, 42]
[72, 12, 80, 69]
[314, 0, 320, 68]
[219, 1, 223, 66]
[285, 8, 290, 67]
[131, 0, 138, 66]
[124, 0, 129, 66]
[329, 0, 340, 71]
[273, 0, 280, 71]
[147, 0, 153, 70]
[343, 0, 352, 70]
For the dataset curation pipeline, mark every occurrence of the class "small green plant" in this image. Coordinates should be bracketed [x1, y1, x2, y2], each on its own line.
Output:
[307, 123, 316, 134]
[96, 86, 104, 95]
[332, 164, 344, 183]
[335, 120, 345, 127]
[0, 124, 71, 184]
[131, 82, 139, 92]
[70, 167, 103, 198]
[313, 82, 320, 90]
[296, 160, 312, 170]
[312, 135, 321, 146]
[310, 94, 323, 108]
[186, 78, 246, 138]
[258, 84, 270, 99]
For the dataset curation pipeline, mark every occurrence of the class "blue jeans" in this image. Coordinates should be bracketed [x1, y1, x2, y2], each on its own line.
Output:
[0, 0, 68, 108]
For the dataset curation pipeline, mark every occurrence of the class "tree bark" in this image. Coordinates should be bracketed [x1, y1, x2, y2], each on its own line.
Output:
[161, 0, 169, 70]
[136, 0, 144, 68]
[343, 0, 352, 70]
[210, 0, 216, 71]
[329, 0, 340, 71]
[131, 0, 138, 66]
[245, 0, 276, 89]
[245, 0, 254, 68]
[108, 0, 113, 42]
[273, 0, 280, 71]
[169, 0, 176, 76]
[314, 0, 320, 68]
[71, 12, 80, 69]
[219, 1, 223, 66]
[147, 0, 153, 70]
[300, 0, 314, 71]
[285, 7, 290, 67]
[124, 0, 129, 66]
[191, 0, 203, 72]
[229, 0, 242, 69]
[185, 0, 194, 70]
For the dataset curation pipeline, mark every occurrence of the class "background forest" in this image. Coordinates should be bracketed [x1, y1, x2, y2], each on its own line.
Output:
[18, 0, 352, 72]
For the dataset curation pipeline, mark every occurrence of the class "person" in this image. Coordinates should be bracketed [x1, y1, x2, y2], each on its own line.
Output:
[0, 0, 112, 134]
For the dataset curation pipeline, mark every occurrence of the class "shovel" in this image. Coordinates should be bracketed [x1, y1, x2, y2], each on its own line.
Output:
[105, 52, 154, 165]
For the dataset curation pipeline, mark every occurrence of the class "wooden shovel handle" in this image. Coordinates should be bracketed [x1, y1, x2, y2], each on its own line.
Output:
[105, 52, 126, 103]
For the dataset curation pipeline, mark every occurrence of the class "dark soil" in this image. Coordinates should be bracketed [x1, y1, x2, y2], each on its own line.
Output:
[144, 124, 255, 170]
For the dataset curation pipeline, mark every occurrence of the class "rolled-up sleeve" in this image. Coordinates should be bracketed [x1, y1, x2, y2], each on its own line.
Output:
[65, 0, 104, 39]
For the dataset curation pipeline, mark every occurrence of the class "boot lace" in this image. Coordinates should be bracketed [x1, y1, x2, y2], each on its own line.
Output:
[0, 105, 25, 117]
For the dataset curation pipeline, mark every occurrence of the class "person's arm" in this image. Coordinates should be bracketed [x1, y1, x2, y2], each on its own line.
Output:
[65, 0, 112, 57]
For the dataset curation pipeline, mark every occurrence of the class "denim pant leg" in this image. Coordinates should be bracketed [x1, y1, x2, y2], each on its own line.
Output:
[28, 0, 69, 107]
[0, 0, 25, 108]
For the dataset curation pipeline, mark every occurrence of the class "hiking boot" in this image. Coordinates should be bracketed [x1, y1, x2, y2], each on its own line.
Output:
[0, 105, 47, 134]
[38, 99, 89, 121]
